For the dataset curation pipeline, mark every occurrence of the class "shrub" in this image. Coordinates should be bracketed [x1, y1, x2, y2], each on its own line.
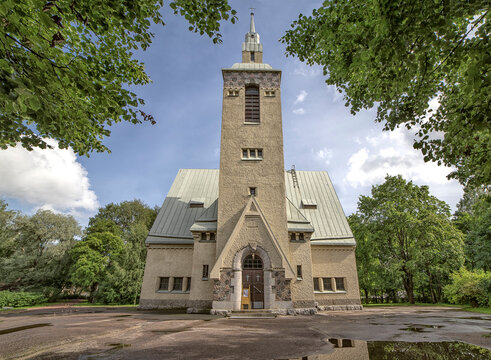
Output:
[444, 268, 491, 307]
[0, 291, 47, 308]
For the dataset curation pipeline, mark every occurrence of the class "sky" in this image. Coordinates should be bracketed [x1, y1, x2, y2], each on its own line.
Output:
[0, 0, 463, 226]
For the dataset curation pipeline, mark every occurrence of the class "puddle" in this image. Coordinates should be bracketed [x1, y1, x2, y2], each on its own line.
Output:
[400, 324, 444, 332]
[0, 323, 52, 335]
[106, 343, 131, 349]
[461, 316, 491, 321]
[280, 340, 491, 359]
[151, 328, 188, 334]
[111, 314, 132, 317]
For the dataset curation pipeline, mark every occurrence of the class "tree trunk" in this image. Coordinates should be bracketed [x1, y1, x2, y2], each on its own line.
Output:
[428, 271, 438, 304]
[89, 282, 98, 303]
[364, 289, 369, 304]
[402, 271, 415, 304]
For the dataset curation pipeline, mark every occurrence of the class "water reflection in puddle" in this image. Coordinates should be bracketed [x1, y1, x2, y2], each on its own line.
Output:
[278, 340, 491, 359]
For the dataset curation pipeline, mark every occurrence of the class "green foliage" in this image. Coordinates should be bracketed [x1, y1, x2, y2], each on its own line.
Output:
[351, 175, 464, 304]
[70, 200, 157, 304]
[444, 268, 491, 307]
[282, 1, 490, 187]
[0, 0, 236, 155]
[70, 231, 124, 302]
[0, 208, 81, 297]
[0, 291, 47, 307]
[453, 188, 491, 271]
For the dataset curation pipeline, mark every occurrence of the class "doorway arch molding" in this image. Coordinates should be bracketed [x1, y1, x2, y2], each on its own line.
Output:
[231, 245, 274, 310]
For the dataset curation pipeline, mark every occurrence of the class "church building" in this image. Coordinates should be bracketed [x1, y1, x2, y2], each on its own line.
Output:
[139, 14, 362, 314]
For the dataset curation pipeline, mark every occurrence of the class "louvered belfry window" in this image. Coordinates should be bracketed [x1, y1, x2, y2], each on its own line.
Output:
[245, 86, 260, 122]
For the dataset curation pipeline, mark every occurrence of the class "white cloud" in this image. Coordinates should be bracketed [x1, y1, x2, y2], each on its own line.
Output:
[292, 108, 305, 115]
[292, 63, 322, 77]
[294, 90, 308, 104]
[0, 139, 99, 217]
[345, 127, 458, 188]
[315, 147, 333, 166]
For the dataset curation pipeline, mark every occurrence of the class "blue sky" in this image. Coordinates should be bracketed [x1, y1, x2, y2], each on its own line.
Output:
[0, 1, 463, 226]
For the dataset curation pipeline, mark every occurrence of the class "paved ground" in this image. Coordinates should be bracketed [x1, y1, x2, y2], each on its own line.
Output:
[0, 306, 489, 359]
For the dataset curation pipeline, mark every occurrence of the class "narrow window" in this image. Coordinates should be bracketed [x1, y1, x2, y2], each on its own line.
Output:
[186, 277, 191, 292]
[249, 187, 256, 196]
[159, 277, 169, 291]
[249, 149, 257, 158]
[202, 265, 209, 279]
[313, 277, 320, 291]
[251, 52, 255, 62]
[298, 233, 305, 241]
[257, 149, 263, 158]
[342, 339, 353, 348]
[173, 277, 183, 291]
[290, 233, 296, 241]
[201, 232, 207, 241]
[335, 277, 345, 291]
[323, 278, 333, 291]
[245, 86, 259, 122]
[297, 265, 303, 280]
[209, 232, 216, 241]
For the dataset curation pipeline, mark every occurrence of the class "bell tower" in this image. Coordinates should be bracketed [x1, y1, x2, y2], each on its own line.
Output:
[216, 13, 289, 260]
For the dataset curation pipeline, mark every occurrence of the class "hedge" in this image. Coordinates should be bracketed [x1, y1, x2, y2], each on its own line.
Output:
[0, 291, 47, 308]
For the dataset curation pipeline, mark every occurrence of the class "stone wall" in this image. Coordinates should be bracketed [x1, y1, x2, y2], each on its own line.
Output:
[213, 269, 233, 301]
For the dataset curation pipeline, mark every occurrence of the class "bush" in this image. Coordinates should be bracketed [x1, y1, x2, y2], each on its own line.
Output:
[0, 291, 47, 308]
[444, 268, 491, 307]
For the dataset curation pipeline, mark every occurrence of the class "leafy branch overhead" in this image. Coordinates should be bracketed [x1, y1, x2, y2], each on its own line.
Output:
[0, 0, 237, 155]
[282, 1, 490, 187]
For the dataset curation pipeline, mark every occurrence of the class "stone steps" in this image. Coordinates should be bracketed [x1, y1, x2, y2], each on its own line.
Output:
[227, 310, 277, 319]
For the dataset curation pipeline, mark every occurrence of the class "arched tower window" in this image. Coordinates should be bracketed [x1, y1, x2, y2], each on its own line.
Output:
[245, 86, 260, 123]
[243, 254, 263, 269]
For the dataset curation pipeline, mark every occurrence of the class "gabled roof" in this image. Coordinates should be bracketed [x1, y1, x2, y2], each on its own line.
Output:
[146, 169, 218, 245]
[285, 170, 354, 244]
[147, 169, 355, 246]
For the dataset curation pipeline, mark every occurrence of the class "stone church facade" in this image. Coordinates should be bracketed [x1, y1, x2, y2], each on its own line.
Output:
[139, 14, 362, 314]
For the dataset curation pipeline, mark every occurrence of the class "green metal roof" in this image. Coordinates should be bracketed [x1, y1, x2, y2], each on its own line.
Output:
[147, 169, 355, 246]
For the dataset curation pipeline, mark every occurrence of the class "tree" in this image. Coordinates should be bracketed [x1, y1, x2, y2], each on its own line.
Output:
[71, 200, 157, 303]
[454, 188, 491, 271]
[353, 175, 464, 303]
[0, 200, 17, 262]
[282, 1, 490, 187]
[0, 0, 237, 155]
[70, 230, 124, 302]
[0, 209, 81, 297]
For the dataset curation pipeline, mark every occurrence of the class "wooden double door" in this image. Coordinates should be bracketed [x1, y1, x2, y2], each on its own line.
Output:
[242, 269, 264, 309]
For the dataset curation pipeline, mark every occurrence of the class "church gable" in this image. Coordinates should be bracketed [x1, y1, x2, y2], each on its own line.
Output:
[210, 196, 295, 279]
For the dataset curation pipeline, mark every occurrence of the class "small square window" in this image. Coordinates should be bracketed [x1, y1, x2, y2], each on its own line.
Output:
[159, 277, 169, 291]
[313, 277, 320, 291]
[335, 277, 345, 291]
[201, 232, 207, 241]
[173, 277, 183, 291]
[342, 339, 353, 348]
[209, 232, 216, 241]
[242, 149, 248, 158]
[298, 233, 304, 241]
[297, 265, 303, 280]
[249, 149, 256, 158]
[249, 187, 256, 196]
[323, 278, 333, 291]
[257, 149, 263, 158]
[290, 233, 296, 241]
[202, 265, 209, 279]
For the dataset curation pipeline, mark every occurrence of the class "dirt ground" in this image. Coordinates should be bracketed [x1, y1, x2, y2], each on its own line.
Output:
[0, 305, 489, 359]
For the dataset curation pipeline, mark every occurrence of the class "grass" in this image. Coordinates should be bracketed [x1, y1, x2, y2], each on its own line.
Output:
[363, 302, 491, 314]
[72, 301, 138, 308]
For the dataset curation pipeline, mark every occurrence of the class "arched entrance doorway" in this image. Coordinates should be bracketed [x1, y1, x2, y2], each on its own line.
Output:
[241, 254, 264, 309]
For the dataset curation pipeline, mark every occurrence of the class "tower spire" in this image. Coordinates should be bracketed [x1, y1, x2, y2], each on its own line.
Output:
[242, 10, 262, 64]
[250, 11, 256, 33]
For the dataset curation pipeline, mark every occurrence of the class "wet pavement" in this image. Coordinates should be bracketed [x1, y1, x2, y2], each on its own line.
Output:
[0, 306, 489, 359]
